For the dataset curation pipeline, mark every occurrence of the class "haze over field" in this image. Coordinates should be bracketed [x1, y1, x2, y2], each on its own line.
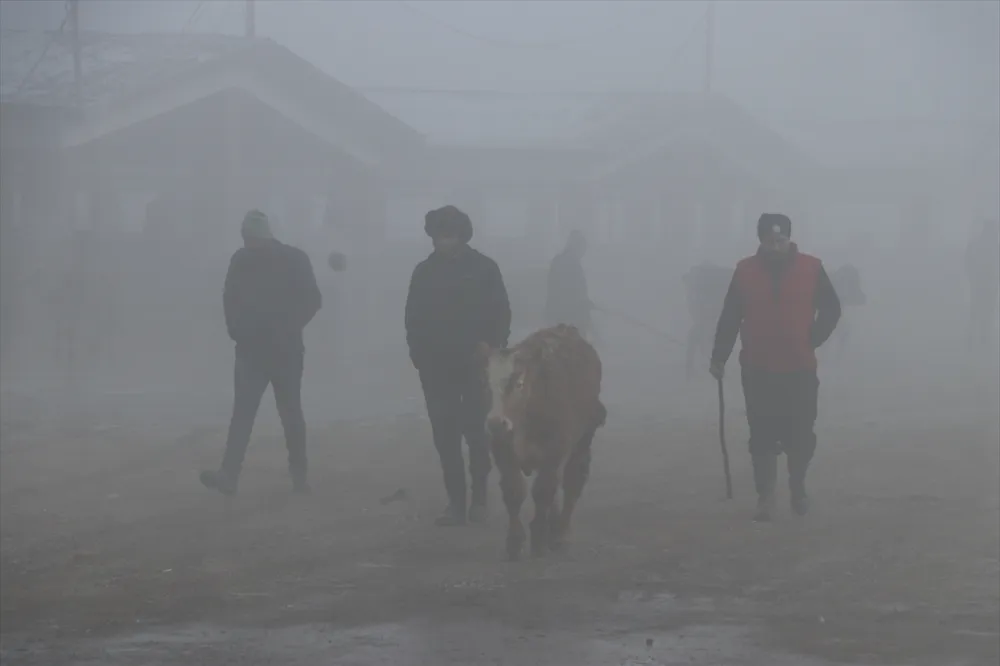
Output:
[1, 2, 998, 665]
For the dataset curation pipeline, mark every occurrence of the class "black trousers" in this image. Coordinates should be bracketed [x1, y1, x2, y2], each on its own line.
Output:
[419, 363, 492, 508]
[221, 345, 307, 481]
[741, 366, 818, 499]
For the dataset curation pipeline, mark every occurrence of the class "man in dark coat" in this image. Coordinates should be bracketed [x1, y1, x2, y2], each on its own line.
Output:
[201, 210, 322, 496]
[405, 205, 512, 526]
[710, 213, 841, 522]
[544, 230, 592, 337]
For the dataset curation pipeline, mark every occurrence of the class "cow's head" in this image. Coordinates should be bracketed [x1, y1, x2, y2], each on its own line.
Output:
[481, 344, 536, 439]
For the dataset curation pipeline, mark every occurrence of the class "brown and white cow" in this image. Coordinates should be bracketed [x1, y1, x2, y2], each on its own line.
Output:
[480, 324, 606, 560]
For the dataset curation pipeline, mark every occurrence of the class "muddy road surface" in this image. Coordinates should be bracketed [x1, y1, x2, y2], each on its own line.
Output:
[1, 373, 998, 666]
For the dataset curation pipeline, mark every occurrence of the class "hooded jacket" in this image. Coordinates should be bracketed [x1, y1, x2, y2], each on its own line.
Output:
[223, 239, 321, 357]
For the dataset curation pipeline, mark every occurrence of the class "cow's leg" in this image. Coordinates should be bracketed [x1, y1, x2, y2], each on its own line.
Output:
[551, 430, 594, 551]
[530, 463, 560, 558]
[493, 440, 526, 560]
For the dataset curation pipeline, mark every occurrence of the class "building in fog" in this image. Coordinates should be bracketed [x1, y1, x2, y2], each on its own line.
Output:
[0, 29, 424, 378]
[0, 29, 425, 248]
[383, 144, 601, 244]
[0, 102, 78, 364]
[579, 93, 818, 264]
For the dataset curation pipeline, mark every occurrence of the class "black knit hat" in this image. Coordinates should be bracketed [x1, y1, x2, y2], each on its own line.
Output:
[242, 209, 273, 240]
[425, 205, 473, 243]
[757, 213, 791, 240]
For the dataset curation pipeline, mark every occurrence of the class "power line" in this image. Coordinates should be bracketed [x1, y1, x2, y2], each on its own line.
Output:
[391, 0, 654, 51]
[353, 6, 711, 100]
[652, 5, 709, 90]
[204, 1, 238, 35]
[182, 1, 208, 33]
[13, 3, 70, 96]
[354, 86, 668, 99]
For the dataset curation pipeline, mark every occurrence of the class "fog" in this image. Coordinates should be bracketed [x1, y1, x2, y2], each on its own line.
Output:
[1, 2, 998, 664]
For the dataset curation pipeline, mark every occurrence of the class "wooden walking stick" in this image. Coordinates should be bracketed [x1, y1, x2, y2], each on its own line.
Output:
[717, 375, 733, 500]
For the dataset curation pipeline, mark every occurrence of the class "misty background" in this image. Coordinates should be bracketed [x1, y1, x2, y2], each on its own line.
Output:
[1, 0, 998, 432]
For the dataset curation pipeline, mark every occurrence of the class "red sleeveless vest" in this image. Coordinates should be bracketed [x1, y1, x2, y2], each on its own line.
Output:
[735, 251, 821, 373]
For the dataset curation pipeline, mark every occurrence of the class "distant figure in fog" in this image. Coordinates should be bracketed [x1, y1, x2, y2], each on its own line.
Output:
[965, 219, 999, 349]
[200, 210, 322, 497]
[710, 214, 841, 522]
[405, 206, 511, 526]
[545, 230, 593, 339]
[828, 263, 866, 359]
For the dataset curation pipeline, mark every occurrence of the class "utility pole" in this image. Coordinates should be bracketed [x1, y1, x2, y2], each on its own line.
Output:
[69, 0, 82, 109]
[245, 0, 256, 38]
[704, 0, 715, 97]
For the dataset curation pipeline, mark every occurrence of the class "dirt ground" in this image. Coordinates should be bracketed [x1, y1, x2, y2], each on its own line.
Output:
[1, 372, 998, 665]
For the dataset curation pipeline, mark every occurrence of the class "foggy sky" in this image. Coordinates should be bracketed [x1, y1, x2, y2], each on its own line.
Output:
[2, 0, 998, 162]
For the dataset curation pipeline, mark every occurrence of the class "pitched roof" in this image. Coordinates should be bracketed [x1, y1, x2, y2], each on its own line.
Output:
[580, 92, 816, 189]
[385, 143, 605, 185]
[0, 30, 423, 157]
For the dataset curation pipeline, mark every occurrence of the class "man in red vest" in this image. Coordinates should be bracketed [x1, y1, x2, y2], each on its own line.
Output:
[709, 213, 841, 522]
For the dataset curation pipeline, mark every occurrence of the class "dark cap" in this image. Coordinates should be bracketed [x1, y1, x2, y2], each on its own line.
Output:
[425, 205, 473, 243]
[242, 209, 273, 240]
[757, 213, 791, 241]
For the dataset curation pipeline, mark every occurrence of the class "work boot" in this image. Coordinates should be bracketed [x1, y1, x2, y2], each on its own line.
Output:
[290, 467, 310, 496]
[434, 503, 467, 527]
[754, 493, 775, 522]
[468, 482, 488, 523]
[787, 450, 812, 517]
[200, 469, 238, 496]
[751, 452, 778, 523]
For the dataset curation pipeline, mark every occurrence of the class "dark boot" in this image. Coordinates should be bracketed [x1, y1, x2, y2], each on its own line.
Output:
[290, 468, 311, 496]
[200, 469, 238, 496]
[435, 467, 467, 526]
[751, 453, 778, 522]
[434, 502, 467, 526]
[788, 454, 810, 516]
[437, 460, 467, 527]
[468, 479, 488, 523]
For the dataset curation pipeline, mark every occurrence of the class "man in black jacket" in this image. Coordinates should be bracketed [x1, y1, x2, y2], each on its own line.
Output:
[201, 210, 322, 496]
[405, 206, 512, 526]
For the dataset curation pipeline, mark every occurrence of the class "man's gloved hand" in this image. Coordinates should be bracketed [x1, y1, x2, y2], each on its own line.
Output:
[709, 360, 725, 380]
